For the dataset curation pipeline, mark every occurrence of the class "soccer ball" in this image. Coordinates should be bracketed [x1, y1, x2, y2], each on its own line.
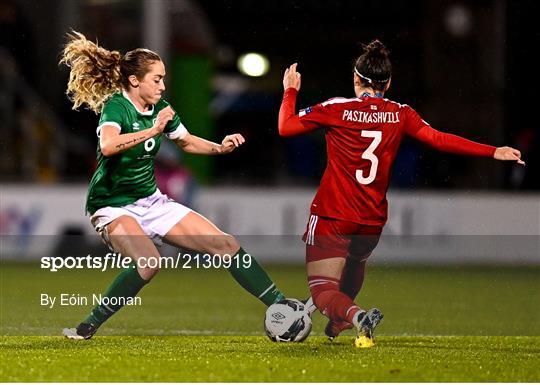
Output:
[264, 298, 312, 342]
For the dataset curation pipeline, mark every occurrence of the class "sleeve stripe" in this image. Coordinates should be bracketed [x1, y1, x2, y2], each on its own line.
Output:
[96, 121, 121, 137]
[165, 122, 189, 140]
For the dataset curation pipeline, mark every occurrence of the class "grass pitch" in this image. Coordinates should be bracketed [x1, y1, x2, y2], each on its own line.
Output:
[1, 263, 539, 381]
[3, 336, 539, 382]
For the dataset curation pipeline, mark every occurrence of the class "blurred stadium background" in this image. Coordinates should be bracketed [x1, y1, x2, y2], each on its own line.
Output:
[1, 0, 538, 262]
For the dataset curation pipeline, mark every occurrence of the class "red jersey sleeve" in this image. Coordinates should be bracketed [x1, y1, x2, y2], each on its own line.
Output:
[403, 106, 496, 157]
[278, 88, 331, 136]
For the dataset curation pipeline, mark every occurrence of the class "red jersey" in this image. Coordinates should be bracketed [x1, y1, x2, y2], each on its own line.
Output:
[278, 88, 496, 226]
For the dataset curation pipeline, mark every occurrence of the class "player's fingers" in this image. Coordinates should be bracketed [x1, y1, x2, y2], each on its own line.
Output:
[507, 150, 519, 159]
[228, 136, 239, 147]
[232, 134, 245, 145]
[506, 153, 517, 161]
[509, 151, 525, 163]
[286, 64, 293, 76]
[159, 109, 172, 120]
[511, 154, 525, 165]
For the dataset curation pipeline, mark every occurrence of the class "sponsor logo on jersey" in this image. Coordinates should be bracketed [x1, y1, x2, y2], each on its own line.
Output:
[342, 110, 400, 123]
[132, 122, 140, 130]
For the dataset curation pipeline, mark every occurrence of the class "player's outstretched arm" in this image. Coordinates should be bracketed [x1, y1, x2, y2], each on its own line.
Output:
[494, 146, 525, 165]
[174, 132, 245, 155]
[404, 108, 525, 165]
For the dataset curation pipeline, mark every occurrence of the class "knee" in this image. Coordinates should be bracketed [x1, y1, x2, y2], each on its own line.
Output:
[137, 255, 161, 280]
[139, 266, 159, 281]
[212, 235, 240, 257]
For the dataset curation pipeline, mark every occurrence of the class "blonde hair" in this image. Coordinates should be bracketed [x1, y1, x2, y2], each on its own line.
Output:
[60, 31, 161, 114]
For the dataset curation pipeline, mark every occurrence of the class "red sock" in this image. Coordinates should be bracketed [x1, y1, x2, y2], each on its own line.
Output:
[340, 259, 367, 300]
[308, 275, 361, 324]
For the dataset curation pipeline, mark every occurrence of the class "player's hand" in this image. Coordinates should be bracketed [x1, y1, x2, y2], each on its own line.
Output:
[283, 63, 301, 91]
[494, 146, 525, 165]
[219, 133, 245, 154]
[152, 106, 175, 134]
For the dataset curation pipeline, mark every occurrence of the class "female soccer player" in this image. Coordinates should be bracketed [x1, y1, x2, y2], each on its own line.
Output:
[60, 32, 286, 339]
[278, 40, 524, 347]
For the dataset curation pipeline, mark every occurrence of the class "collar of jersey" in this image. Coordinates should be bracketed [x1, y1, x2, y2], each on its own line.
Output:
[122, 91, 154, 116]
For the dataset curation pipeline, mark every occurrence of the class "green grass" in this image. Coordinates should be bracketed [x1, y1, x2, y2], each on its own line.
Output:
[1, 263, 539, 381]
[2, 336, 539, 382]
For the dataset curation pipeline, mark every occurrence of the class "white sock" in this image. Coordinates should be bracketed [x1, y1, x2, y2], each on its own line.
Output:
[352, 310, 366, 328]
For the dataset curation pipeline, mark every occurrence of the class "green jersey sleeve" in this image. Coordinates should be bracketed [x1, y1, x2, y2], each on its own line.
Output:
[97, 99, 125, 136]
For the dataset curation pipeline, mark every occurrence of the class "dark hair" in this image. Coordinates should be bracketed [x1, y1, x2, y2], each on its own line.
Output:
[60, 31, 161, 113]
[353, 39, 392, 92]
[120, 48, 162, 89]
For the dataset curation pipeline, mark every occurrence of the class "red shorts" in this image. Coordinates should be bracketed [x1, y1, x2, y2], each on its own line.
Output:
[302, 215, 382, 262]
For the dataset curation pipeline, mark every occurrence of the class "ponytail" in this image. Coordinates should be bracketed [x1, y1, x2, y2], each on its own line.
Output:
[60, 31, 123, 113]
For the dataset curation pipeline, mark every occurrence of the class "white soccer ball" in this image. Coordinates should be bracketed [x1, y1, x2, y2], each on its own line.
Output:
[264, 298, 312, 342]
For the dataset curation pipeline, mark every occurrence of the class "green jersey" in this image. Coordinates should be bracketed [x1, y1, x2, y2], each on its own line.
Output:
[86, 92, 187, 214]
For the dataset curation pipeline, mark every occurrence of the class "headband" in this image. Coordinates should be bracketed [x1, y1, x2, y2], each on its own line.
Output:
[354, 68, 390, 84]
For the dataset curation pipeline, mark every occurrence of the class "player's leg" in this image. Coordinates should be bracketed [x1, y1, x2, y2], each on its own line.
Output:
[340, 258, 367, 298]
[321, 258, 368, 338]
[305, 216, 383, 345]
[163, 211, 285, 306]
[308, 255, 382, 346]
[312, 258, 360, 339]
[343, 227, 383, 347]
[340, 227, 381, 299]
[307, 253, 360, 327]
[305, 216, 355, 324]
[64, 215, 161, 339]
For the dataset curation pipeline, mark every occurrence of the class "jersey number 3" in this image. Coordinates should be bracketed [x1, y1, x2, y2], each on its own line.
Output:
[356, 130, 381, 185]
